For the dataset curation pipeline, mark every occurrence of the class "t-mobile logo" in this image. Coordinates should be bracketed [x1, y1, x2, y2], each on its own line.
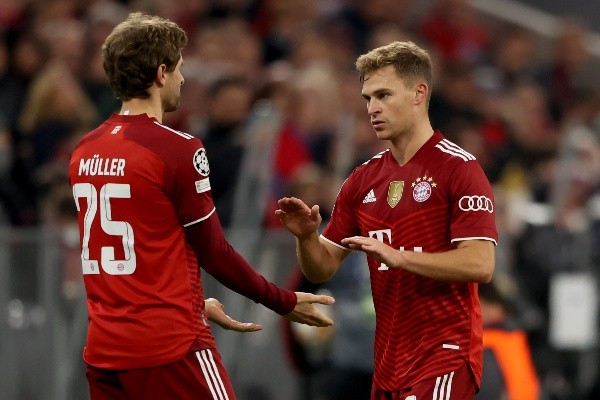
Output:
[368, 229, 391, 270]
[368, 229, 392, 243]
[367, 229, 422, 271]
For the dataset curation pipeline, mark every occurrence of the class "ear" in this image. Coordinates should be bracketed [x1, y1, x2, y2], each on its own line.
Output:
[414, 83, 429, 105]
[156, 64, 167, 87]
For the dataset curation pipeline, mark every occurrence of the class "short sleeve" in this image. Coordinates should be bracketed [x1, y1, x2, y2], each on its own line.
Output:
[322, 175, 361, 248]
[169, 139, 216, 227]
[449, 161, 498, 244]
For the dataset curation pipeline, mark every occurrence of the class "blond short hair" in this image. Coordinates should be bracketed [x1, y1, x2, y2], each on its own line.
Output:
[356, 41, 432, 88]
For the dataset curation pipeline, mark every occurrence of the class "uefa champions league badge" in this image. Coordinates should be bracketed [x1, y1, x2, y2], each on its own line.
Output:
[193, 148, 210, 176]
[412, 175, 437, 202]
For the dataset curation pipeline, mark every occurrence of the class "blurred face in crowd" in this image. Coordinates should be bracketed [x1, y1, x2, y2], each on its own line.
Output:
[209, 83, 252, 128]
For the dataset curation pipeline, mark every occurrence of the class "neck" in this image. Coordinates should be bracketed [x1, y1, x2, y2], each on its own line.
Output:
[389, 119, 434, 165]
[120, 96, 164, 123]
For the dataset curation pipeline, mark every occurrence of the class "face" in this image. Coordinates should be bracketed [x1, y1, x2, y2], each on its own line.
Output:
[361, 65, 421, 141]
[209, 85, 252, 127]
[163, 57, 184, 113]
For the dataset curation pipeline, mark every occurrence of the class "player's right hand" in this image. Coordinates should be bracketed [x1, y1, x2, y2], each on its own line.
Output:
[275, 197, 322, 239]
[205, 297, 262, 332]
[284, 291, 335, 327]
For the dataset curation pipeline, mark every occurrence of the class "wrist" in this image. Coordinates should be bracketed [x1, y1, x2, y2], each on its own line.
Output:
[296, 230, 320, 242]
[396, 249, 413, 270]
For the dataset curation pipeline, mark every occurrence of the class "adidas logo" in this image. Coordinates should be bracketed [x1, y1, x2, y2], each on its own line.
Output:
[363, 189, 376, 204]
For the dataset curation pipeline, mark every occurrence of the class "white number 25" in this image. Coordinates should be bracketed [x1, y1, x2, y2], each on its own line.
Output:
[72, 183, 136, 275]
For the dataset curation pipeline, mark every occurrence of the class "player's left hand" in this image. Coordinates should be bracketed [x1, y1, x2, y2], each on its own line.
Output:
[342, 236, 400, 268]
[205, 298, 262, 332]
[285, 292, 335, 327]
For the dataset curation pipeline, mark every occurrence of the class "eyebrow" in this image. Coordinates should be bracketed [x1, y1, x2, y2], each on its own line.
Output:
[362, 88, 390, 99]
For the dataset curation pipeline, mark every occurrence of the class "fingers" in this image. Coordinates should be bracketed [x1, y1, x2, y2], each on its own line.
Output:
[295, 291, 335, 305]
[277, 197, 310, 213]
[310, 204, 320, 219]
[341, 236, 362, 246]
[205, 297, 262, 332]
[212, 313, 263, 332]
[307, 311, 334, 327]
[288, 293, 335, 327]
[287, 308, 334, 327]
[223, 319, 263, 332]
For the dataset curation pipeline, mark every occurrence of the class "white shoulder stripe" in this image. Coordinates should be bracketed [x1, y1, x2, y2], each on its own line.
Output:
[153, 121, 194, 139]
[436, 139, 475, 161]
[440, 139, 475, 160]
[362, 149, 389, 165]
[435, 144, 470, 162]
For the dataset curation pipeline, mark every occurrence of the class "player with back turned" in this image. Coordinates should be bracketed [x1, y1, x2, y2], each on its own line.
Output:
[68, 12, 334, 400]
[277, 41, 497, 399]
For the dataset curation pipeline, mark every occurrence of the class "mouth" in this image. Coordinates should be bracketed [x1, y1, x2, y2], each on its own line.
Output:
[371, 120, 385, 130]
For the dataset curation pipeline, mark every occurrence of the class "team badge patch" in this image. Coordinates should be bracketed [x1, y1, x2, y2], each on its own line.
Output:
[387, 181, 404, 208]
[193, 148, 210, 176]
[412, 175, 436, 202]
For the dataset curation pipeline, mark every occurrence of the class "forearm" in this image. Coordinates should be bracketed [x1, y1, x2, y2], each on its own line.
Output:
[186, 215, 296, 315]
[296, 233, 340, 283]
[397, 241, 494, 283]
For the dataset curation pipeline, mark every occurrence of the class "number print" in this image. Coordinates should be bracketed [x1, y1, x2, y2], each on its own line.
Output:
[73, 183, 136, 275]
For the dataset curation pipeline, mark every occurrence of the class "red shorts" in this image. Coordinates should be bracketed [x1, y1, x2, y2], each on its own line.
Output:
[371, 363, 476, 400]
[86, 348, 236, 400]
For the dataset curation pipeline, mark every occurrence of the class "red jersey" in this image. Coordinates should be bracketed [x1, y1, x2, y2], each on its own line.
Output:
[322, 131, 497, 391]
[69, 114, 218, 369]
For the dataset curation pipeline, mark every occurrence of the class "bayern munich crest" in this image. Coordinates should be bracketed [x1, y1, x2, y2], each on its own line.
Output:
[412, 176, 437, 202]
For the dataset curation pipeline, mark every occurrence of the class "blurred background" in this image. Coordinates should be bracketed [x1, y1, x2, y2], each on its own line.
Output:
[1, 0, 599, 399]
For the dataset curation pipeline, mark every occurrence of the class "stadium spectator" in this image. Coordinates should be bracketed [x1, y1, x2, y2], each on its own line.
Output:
[476, 278, 541, 400]
[201, 77, 254, 228]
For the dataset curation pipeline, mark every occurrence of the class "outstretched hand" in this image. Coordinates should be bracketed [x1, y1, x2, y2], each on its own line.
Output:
[285, 291, 335, 327]
[205, 298, 262, 332]
[275, 197, 322, 239]
[342, 236, 399, 268]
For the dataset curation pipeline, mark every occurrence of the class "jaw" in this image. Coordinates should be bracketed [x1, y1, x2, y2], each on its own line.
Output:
[374, 127, 397, 141]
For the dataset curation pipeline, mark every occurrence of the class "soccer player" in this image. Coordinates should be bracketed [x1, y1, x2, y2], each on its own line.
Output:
[276, 41, 497, 399]
[68, 12, 334, 400]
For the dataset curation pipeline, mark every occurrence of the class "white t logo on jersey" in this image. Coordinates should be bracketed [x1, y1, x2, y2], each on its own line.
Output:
[368, 229, 392, 270]
[368, 229, 392, 244]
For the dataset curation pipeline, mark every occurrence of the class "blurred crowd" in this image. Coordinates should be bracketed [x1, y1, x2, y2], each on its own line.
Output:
[1, 0, 600, 399]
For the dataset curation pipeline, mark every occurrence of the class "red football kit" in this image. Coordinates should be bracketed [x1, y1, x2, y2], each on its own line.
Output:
[68, 113, 295, 373]
[322, 131, 498, 395]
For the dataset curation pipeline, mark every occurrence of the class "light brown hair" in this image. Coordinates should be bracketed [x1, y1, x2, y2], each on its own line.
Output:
[356, 41, 432, 90]
[102, 12, 187, 101]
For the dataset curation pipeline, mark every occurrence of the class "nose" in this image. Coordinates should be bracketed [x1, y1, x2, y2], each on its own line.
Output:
[367, 99, 381, 116]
